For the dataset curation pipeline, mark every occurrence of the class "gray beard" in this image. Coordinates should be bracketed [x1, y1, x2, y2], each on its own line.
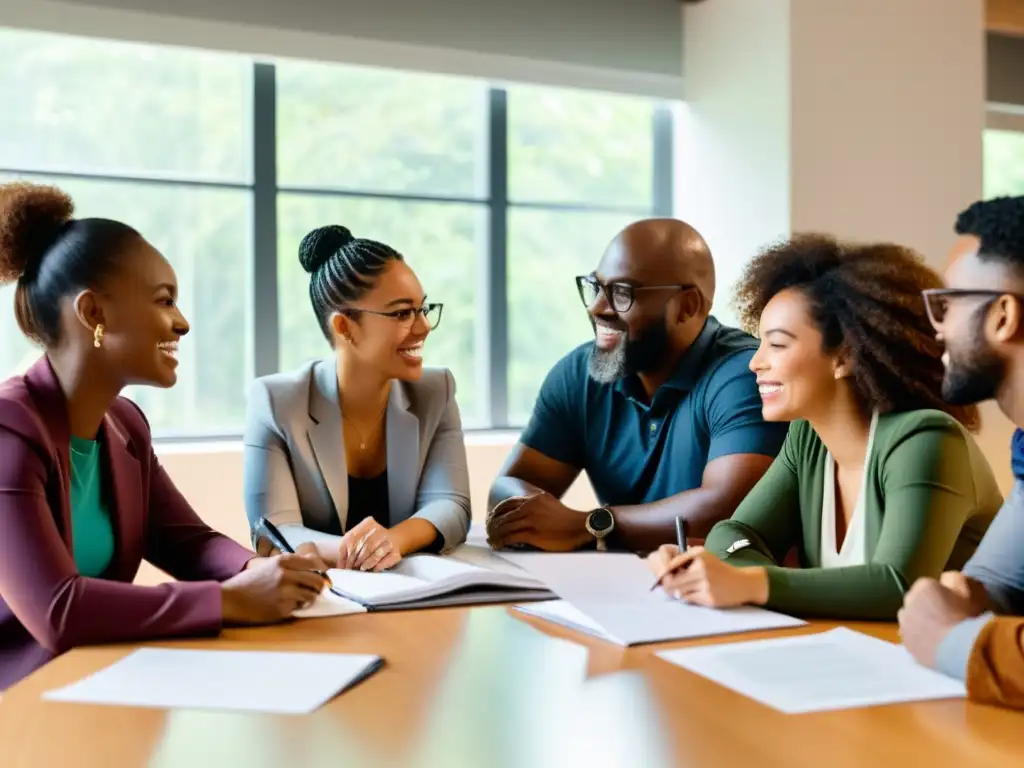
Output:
[588, 342, 627, 384]
[587, 317, 672, 384]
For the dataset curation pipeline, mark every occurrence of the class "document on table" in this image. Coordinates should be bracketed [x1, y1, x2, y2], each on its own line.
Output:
[505, 552, 805, 645]
[498, 551, 651, 601]
[44, 649, 383, 715]
[293, 589, 368, 619]
[515, 597, 804, 646]
[656, 627, 967, 714]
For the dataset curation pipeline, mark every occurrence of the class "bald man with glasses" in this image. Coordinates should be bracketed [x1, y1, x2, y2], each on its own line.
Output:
[486, 219, 788, 554]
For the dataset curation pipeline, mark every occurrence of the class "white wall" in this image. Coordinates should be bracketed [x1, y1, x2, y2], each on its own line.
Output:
[0, 0, 683, 98]
[677, 0, 1016, 492]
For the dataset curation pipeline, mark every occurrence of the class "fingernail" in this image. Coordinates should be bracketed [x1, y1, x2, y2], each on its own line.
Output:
[673, 590, 682, 599]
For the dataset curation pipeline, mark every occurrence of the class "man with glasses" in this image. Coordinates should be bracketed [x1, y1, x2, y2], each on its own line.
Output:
[486, 219, 788, 553]
[899, 194, 1024, 710]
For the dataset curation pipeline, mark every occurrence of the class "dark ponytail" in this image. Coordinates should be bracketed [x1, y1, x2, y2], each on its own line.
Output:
[0, 182, 139, 347]
[298, 225, 404, 342]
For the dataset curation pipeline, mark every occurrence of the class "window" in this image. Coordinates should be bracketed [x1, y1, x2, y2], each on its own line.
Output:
[0, 29, 671, 436]
[984, 128, 1024, 198]
[275, 62, 489, 426]
[506, 86, 661, 423]
[0, 29, 252, 437]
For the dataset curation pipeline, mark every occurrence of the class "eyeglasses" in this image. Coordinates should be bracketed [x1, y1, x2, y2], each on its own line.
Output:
[342, 303, 443, 330]
[921, 289, 1024, 328]
[575, 275, 695, 313]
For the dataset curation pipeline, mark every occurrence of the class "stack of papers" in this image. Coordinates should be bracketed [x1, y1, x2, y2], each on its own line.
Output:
[656, 627, 967, 713]
[504, 551, 805, 645]
[44, 649, 383, 714]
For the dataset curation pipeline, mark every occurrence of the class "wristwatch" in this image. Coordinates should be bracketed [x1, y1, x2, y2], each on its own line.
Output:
[585, 507, 616, 551]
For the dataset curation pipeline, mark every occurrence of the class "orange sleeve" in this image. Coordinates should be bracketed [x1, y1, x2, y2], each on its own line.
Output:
[966, 617, 1024, 709]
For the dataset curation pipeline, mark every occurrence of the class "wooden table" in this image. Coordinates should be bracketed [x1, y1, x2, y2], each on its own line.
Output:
[0, 606, 1021, 768]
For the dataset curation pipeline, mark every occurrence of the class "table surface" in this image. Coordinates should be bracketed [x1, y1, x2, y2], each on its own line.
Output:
[1, 605, 1021, 768]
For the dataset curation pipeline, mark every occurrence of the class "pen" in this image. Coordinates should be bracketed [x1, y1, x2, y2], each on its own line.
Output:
[675, 516, 688, 554]
[650, 516, 689, 591]
[257, 516, 342, 597]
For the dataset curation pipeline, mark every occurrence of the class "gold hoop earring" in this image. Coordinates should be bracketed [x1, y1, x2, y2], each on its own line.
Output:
[93, 324, 105, 349]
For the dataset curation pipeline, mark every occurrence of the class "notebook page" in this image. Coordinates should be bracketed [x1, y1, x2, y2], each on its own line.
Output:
[327, 568, 434, 602]
[293, 590, 368, 619]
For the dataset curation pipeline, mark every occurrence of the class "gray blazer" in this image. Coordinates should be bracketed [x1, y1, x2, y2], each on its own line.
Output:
[242, 357, 471, 552]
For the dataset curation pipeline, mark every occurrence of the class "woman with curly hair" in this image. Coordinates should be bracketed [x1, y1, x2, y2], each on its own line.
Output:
[647, 234, 1002, 620]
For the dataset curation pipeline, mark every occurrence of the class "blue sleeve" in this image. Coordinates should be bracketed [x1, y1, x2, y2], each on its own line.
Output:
[963, 482, 1024, 614]
[518, 348, 587, 469]
[703, 351, 788, 463]
[935, 613, 994, 681]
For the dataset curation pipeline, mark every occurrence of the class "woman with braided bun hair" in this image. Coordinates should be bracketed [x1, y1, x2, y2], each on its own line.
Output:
[0, 182, 331, 691]
[243, 224, 470, 572]
[647, 234, 1002, 620]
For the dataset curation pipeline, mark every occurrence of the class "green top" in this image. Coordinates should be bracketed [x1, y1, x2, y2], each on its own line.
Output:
[705, 409, 1003, 620]
[69, 436, 115, 578]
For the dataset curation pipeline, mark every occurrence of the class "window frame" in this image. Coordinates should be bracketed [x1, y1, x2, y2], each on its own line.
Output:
[1, 57, 674, 439]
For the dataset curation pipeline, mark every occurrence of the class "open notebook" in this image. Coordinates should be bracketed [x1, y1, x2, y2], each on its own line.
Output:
[324, 549, 554, 610]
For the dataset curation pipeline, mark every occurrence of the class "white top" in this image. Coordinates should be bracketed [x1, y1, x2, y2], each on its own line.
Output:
[820, 411, 879, 568]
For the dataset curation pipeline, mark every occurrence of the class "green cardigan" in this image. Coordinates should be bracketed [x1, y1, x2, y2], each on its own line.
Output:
[705, 409, 1003, 620]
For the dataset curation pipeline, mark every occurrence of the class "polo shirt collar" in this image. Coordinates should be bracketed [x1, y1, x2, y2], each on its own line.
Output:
[615, 316, 721, 405]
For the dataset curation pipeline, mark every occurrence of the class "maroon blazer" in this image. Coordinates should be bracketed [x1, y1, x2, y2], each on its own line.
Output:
[0, 358, 254, 690]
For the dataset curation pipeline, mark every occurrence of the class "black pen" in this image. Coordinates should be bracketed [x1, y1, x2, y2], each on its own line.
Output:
[650, 517, 690, 591]
[675, 517, 688, 553]
[257, 516, 343, 597]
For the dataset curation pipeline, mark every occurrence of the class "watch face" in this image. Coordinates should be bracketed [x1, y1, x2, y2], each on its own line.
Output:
[590, 508, 613, 533]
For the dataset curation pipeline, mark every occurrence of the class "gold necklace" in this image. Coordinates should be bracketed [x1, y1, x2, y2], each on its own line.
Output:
[342, 400, 389, 452]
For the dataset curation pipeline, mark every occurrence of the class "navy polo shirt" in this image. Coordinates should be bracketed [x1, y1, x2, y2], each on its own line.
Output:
[519, 316, 788, 507]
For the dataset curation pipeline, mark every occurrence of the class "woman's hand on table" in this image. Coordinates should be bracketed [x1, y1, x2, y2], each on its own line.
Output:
[337, 517, 402, 572]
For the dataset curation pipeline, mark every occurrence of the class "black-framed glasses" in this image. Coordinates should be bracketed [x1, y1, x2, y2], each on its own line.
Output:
[342, 303, 443, 330]
[921, 289, 1024, 328]
[575, 275, 694, 313]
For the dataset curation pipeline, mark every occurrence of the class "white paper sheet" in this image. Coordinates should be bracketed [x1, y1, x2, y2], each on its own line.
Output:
[516, 597, 804, 645]
[514, 600, 617, 642]
[293, 590, 368, 619]
[498, 552, 652, 601]
[447, 543, 540, 578]
[504, 552, 805, 645]
[657, 627, 967, 714]
[44, 649, 383, 714]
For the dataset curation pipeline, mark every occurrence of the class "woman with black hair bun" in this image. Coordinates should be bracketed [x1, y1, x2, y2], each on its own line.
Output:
[243, 224, 470, 572]
[0, 182, 328, 691]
